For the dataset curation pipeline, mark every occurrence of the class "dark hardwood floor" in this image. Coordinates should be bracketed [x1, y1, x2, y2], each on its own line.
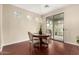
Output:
[0, 40, 79, 55]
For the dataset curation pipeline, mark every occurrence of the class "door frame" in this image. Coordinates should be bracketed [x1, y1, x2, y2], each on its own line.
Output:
[46, 12, 64, 42]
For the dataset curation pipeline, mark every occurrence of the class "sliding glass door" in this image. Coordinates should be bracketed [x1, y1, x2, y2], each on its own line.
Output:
[46, 17, 53, 38]
[53, 13, 64, 41]
[46, 13, 64, 41]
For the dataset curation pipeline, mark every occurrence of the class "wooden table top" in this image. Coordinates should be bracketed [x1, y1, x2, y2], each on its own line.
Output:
[32, 34, 50, 37]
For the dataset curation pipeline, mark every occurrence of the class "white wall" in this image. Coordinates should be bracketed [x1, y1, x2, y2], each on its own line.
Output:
[0, 4, 2, 51]
[64, 5, 79, 45]
[3, 5, 41, 46]
[43, 5, 79, 46]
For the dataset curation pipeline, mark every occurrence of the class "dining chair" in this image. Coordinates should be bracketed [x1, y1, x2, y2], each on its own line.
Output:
[28, 32, 40, 47]
[42, 34, 51, 47]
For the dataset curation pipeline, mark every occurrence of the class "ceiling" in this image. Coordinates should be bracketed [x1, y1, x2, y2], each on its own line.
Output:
[12, 4, 68, 15]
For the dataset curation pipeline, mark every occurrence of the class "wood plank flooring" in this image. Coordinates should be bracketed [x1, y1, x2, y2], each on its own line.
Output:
[0, 40, 79, 55]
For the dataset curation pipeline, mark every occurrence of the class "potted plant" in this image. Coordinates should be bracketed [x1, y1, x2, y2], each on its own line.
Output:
[76, 36, 79, 43]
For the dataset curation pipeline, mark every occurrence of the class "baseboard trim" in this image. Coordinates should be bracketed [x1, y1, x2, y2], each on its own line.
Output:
[52, 39, 79, 46]
[64, 41, 79, 46]
[3, 39, 79, 47]
[3, 39, 29, 47]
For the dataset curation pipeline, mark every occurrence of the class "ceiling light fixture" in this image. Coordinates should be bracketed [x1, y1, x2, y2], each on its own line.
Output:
[44, 5, 49, 8]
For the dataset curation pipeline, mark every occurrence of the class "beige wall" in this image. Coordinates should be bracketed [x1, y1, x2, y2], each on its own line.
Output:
[64, 5, 79, 45]
[0, 4, 2, 51]
[43, 5, 79, 46]
[3, 5, 41, 46]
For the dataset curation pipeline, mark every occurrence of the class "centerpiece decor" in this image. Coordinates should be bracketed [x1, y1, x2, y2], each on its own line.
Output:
[39, 25, 42, 35]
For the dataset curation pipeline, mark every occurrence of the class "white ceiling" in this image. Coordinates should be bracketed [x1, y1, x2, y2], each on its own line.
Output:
[12, 4, 68, 15]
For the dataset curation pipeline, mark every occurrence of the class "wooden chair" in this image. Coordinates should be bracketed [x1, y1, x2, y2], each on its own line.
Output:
[28, 32, 40, 47]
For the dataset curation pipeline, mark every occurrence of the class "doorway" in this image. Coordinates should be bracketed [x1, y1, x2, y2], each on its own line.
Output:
[46, 13, 64, 41]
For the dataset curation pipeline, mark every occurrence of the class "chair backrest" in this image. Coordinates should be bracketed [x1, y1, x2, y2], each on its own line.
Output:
[28, 32, 33, 41]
